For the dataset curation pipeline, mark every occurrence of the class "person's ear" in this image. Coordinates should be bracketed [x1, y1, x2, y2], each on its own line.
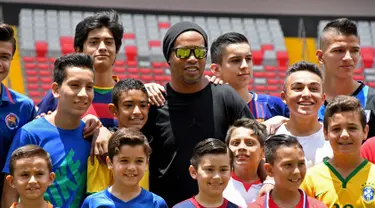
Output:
[189, 165, 198, 180]
[364, 124, 370, 141]
[316, 50, 324, 65]
[51, 82, 60, 99]
[106, 156, 113, 170]
[5, 175, 16, 189]
[281, 90, 287, 104]
[264, 163, 274, 177]
[48, 172, 56, 185]
[210, 63, 222, 78]
[108, 103, 117, 117]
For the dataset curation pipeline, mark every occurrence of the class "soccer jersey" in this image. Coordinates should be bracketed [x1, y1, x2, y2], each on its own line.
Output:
[223, 172, 262, 207]
[248, 92, 289, 122]
[300, 158, 375, 207]
[37, 76, 119, 128]
[2, 117, 91, 208]
[318, 81, 375, 138]
[275, 124, 333, 168]
[0, 84, 35, 199]
[249, 189, 326, 208]
[81, 188, 168, 208]
[173, 197, 240, 208]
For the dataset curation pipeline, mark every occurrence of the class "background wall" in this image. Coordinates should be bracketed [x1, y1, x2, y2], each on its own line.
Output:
[2, 0, 375, 17]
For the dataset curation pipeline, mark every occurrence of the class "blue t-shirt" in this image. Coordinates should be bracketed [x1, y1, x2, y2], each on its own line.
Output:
[81, 188, 168, 208]
[0, 84, 35, 171]
[173, 197, 239, 208]
[2, 117, 91, 208]
[248, 92, 289, 122]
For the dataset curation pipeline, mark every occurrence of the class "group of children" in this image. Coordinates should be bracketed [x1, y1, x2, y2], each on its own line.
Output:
[1, 8, 375, 208]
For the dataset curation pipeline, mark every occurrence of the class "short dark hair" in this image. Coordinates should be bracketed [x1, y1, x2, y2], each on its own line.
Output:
[190, 138, 234, 169]
[264, 134, 303, 164]
[225, 118, 267, 147]
[210, 32, 249, 64]
[320, 18, 358, 49]
[74, 10, 124, 53]
[323, 95, 366, 131]
[112, 78, 148, 107]
[108, 128, 152, 161]
[0, 23, 16, 55]
[10, 145, 52, 175]
[53, 53, 94, 86]
[284, 61, 323, 90]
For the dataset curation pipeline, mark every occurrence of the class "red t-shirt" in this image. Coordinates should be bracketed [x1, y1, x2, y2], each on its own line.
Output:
[249, 189, 327, 208]
[361, 137, 375, 164]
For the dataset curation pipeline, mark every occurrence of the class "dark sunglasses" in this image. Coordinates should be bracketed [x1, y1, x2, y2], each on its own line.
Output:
[174, 47, 208, 59]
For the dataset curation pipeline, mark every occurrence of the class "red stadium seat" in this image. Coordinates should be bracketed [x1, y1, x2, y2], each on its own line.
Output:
[264, 66, 276, 71]
[113, 67, 125, 73]
[35, 41, 48, 57]
[354, 68, 363, 74]
[40, 77, 53, 83]
[27, 77, 39, 83]
[115, 60, 125, 67]
[164, 76, 171, 81]
[361, 47, 374, 57]
[255, 85, 267, 91]
[154, 76, 164, 82]
[265, 72, 277, 78]
[37, 63, 49, 71]
[140, 68, 152, 74]
[123, 33, 135, 39]
[152, 62, 164, 68]
[25, 70, 38, 76]
[353, 75, 364, 81]
[127, 67, 139, 74]
[23, 56, 35, 63]
[49, 57, 57, 63]
[149, 40, 161, 48]
[126, 60, 138, 67]
[267, 86, 279, 91]
[277, 66, 288, 71]
[125, 46, 138, 61]
[253, 72, 266, 78]
[270, 93, 280, 97]
[153, 68, 164, 75]
[127, 74, 140, 79]
[158, 22, 171, 29]
[279, 72, 286, 78]
[261, 44, 274, 52]
[36, 57, 48, 63]
[141, 75, 154, 82]
[25, 63, 37, 69]
[276, 51, 289, 67]
[61, 43, 74, 55]
[367, 82, 375, 88]
[248, 85, 253, 91]
[41, 84, 51, 90]
[252, 50, 263, 65]
[267, 79, 279, 85]
[362, 54, 374, 68]
[117, 74, 127, 79]
[27, 84, 39, 90]
[39, 70, 52, 77]
[60, 36, 74, 45]
[28, 91, 41, 97]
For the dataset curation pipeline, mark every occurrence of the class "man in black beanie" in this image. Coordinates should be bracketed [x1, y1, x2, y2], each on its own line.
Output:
[142, 21, 254, 206]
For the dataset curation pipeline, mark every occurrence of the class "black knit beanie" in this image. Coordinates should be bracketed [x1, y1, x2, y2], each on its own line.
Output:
[162, 21, 208, 61]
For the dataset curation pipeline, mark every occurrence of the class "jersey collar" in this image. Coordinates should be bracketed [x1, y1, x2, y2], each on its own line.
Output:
[0, 83, 14, 104]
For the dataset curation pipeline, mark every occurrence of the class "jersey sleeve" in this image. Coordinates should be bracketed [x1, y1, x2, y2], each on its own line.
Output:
[2, 128, 36, 174]
[36, 90, 58, 115]
[361, 137, 375, 164]
[300, 173, 316, 197]
[86, 157, 113, 194]
[156, 197, 168, 208]
[267, 96, 289, 118]
[80, 196, 91, 208]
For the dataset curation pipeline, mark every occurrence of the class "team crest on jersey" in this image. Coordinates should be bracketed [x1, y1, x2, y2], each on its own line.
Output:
[5, 113, 19, 130]
[362, 183, 375, 203]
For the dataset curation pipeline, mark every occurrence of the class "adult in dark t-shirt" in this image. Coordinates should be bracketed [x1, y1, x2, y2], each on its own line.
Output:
[142, 21, 253, 207]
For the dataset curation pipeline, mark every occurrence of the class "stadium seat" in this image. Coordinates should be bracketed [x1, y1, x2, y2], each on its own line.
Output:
[123, 33, 136, 39]
[140, 68, 152, 74]
[276, 51, 289, 67]
[28, 91, 41, 97]
[27, 84, 39, 90]
[113, 67, 125, 73]
[127, 67, 139, 74]
[40, 70, 52, 77]
[115, 60, 125, 67]
[141, 75, 153, 82]
[252, 50, 263, 66]
[40, 77, 53, 83]
[35, 41, 48, 57]
[41, 84, 51, 90]
[23, 56, 35, 63]
[25, 63, 37, 70]
[27, 77, 39, 83]
[25, 70, 38, 76]
[153, 68, 165, 75]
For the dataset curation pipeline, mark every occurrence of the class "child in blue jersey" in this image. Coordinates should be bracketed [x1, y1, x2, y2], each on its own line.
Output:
[173, 138, 239, 208]
[2, 53, 95, 208]
[81, 128, 167, 208]
[6, 145, 55, 208]
[210, 32, 289, 122]
[0, 23, 36, 200]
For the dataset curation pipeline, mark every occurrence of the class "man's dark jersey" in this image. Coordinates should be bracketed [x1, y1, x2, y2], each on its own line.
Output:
[142, 83, 253, 206]
[318, 82, 375, 139]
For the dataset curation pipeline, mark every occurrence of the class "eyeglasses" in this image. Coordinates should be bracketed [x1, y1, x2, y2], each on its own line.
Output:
[174, 47, 208, 59]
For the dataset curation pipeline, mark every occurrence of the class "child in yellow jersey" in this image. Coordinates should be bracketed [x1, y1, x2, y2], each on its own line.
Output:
[300, 95, 375, 207]
[87, 78, 150, 193]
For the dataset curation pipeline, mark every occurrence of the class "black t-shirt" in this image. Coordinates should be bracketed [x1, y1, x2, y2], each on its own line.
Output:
[142, 83, 253, 206]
